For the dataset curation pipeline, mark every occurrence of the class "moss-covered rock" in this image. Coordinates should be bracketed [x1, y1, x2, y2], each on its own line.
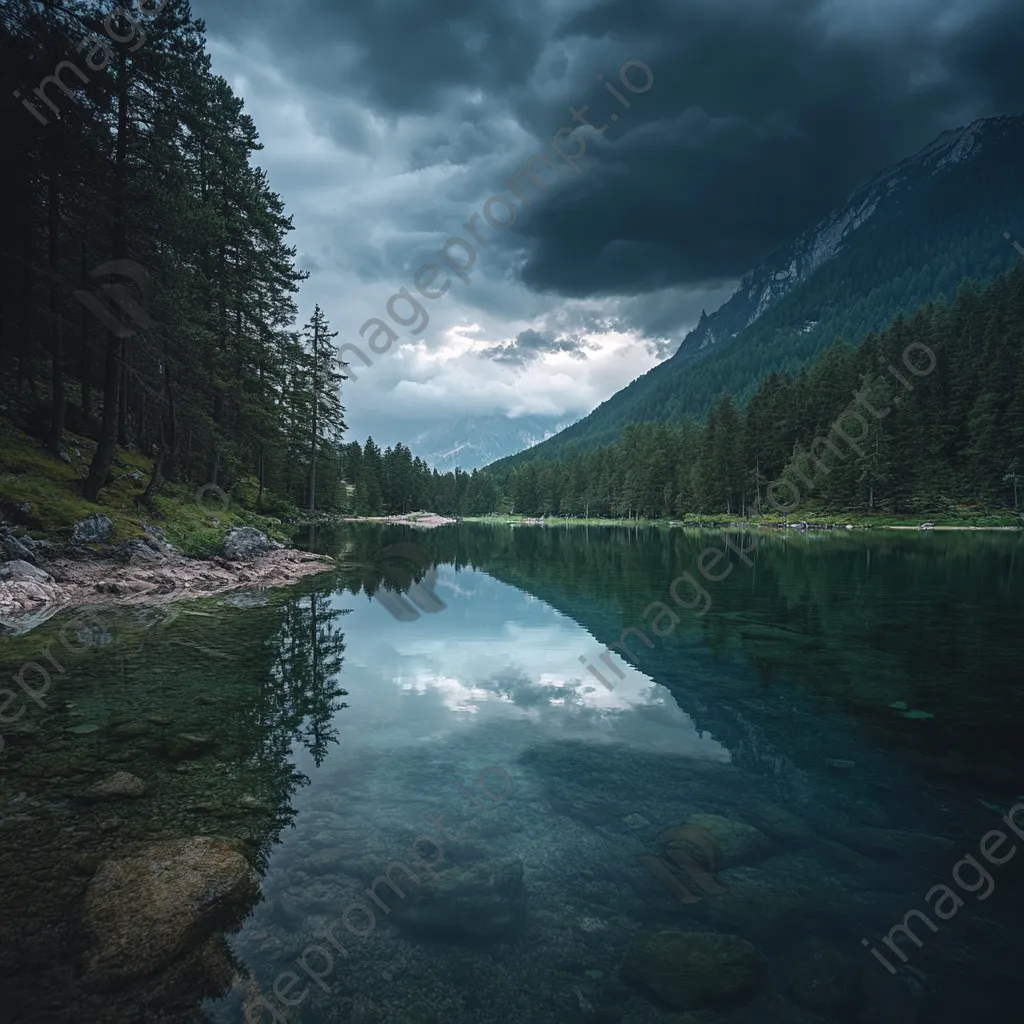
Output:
[620, 931, 767, 1010]
[79, 836, 259, 988]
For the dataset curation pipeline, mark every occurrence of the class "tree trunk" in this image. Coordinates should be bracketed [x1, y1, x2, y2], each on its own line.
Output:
[310, 316, 319, 514]
[163, 347, 178, 480]
[117, 336, 129, 446]
[141, 417, 165, 508]
[79, 236, 92, 418]
[46, 146, 65, 458]
[83, 48, 129, 502]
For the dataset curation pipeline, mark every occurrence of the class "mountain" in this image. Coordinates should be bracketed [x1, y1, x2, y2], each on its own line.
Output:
[488, 113, 1024, 470]
[410, 414, 570, 471]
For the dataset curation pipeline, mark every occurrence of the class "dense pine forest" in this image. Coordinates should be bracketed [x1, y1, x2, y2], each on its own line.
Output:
[485, 270, 1024, 520]
[1, 1, 344, 510]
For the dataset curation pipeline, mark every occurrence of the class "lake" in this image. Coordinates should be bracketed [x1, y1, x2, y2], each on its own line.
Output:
[1, 523, 1022, 1023]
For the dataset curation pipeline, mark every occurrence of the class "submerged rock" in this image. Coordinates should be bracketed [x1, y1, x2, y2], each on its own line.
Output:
[703, 851, 853, 934]
[743, 801, 815, 846]
[164, 733, 216, 761]
[682, 813, 777, 867]
[85, 772, 146, 800]
[79, 836, 259, 988]
[825, 825, 954, 862]
[222, 527, 283, 561]
[379, 856, 526, 940]
[621, 931, 766, 1010]
[780, 936, 863, 1012]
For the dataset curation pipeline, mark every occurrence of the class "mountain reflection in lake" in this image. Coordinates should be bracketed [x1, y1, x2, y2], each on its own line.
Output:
[1, 523, 1021, 1023]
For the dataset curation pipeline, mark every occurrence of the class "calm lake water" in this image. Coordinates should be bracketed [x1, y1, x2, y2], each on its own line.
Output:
[1, 523, 1022, 1023]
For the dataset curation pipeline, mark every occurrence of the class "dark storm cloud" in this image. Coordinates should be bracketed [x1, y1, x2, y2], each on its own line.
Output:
[199, 0, 546, 116]
[481, 329, 591, 366]
[508, 0, 1024, 297]
[199, 0, 1024, 306]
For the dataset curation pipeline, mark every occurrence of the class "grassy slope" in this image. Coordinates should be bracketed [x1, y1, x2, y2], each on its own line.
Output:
[0, 417, 291, 557]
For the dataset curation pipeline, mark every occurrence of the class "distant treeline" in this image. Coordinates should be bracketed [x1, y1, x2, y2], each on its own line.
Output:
[482, 269, 1024, 519]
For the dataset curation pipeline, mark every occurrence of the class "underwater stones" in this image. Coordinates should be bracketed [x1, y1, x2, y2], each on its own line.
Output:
[79, 836, 259, 988]
[349, 994, 386, 1023]
[825, 825, 954, 862]
[682, 814, 777, 867]
[743, 801, 815, 846]
[620, 931, 766, 1011]
[112, 720, 151, 739]
[72, 513, 114, 544]
[385, 856, 526, 940]
[622, 813, 652, 830]
[780, 936, 862, 1013]
[640, 824, 728, 903]
[663, 1014, 730, 1024]
[548, 784, 627, 826]
[816, 839, 880, 878]
[65, 723, 102, 735]
[637, 855, 703, 904]
[702, 852, 852, 934]
[84, 771, 146, 800]
[393, 999, 439, 1024]
[164, 733, 216, 761]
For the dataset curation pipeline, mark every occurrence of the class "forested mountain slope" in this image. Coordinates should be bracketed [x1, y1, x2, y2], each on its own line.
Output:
[486, 268, 1024, 519]
[489, 114, 1024, 470]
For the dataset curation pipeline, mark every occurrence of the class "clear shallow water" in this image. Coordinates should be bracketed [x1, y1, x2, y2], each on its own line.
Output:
[1, 523, 1022, 1023]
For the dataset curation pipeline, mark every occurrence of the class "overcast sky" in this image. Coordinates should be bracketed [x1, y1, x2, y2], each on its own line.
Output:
[191, 0, 1024, 449]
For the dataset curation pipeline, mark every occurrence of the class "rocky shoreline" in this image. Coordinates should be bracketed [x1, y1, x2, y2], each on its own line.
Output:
[0, 516, 335, 631]
[337, 511, 457, 528]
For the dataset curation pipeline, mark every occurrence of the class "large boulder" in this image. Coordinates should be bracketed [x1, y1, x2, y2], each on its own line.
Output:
[0, 531, 37, 564]
[72, 514, 115, 544]
[118, 539, 164, 564]
[79, 836, 259, 988]
[222, 527, 283, 561]
[142, 523, 175, 555]
[621, 931, 767, 1010]
[0, 559, 52, 584]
